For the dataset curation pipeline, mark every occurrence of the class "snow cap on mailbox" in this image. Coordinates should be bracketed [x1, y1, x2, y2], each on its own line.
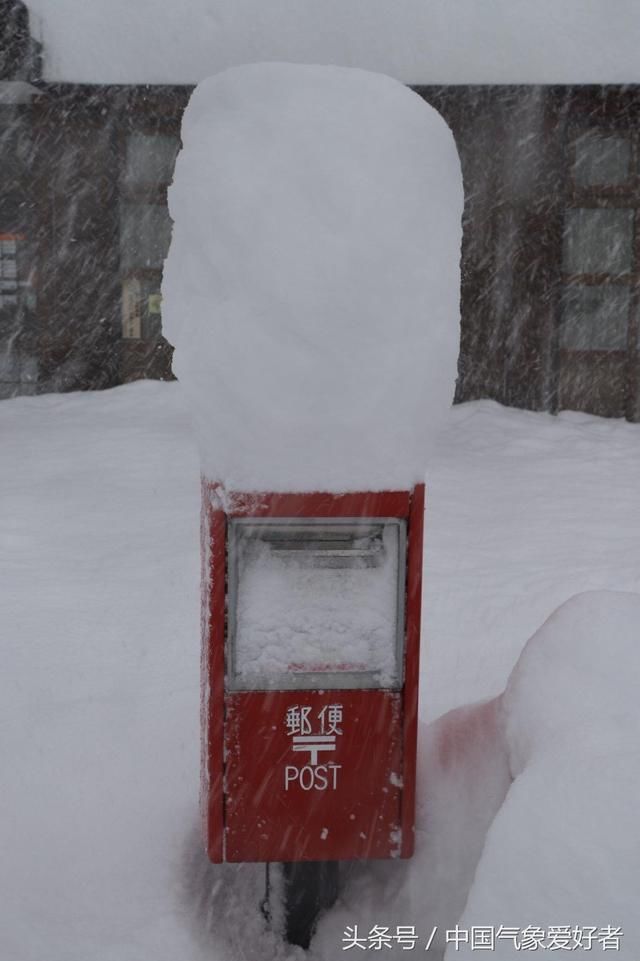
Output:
[162, 62, 463, 493]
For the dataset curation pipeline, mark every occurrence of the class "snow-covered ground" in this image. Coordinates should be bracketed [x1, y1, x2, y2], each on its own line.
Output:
[1, 382, 639, 960]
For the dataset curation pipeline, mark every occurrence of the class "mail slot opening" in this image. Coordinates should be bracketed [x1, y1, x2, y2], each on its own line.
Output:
[227, 517, 406, 690]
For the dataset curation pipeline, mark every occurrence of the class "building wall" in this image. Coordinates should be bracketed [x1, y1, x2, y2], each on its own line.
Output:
[0, 84, 189, 397]
[418, 85, 640, 422]
[1, 79, 639, 421]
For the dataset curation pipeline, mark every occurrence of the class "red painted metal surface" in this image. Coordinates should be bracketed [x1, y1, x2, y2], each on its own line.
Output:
[201, 483, 426, 864]
[201, 492, 226, 862]
[400, 482, 425, 857]
[203, 482, 411, 520]
[225, 690, 402, 862]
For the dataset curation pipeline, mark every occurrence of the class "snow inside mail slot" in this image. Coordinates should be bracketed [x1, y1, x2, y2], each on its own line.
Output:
[227, 518, 406, 690]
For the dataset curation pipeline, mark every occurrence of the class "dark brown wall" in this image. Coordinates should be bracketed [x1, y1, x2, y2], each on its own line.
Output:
[415, 86, 564, 413]
[4, 85, 190, 395]
[2, 80, 639, 421]
[417, 85, 640, 422]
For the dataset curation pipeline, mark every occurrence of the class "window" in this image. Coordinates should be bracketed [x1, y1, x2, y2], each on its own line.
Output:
[124, 133, 179, 188]
[561, 133, 636, 353]
[573, 131, 631, 188]
[563, 207, 633, 276]
[560, 285, 630, 350]
[227, 518, 407, 691]
[120, 131, 179, 342]
[120, 202, 172, 273]
[558, 126, 640, 418]
[0, 230, 37, 397]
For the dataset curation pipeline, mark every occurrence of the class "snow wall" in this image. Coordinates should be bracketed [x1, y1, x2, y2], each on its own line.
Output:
[163, 62, 463, 493]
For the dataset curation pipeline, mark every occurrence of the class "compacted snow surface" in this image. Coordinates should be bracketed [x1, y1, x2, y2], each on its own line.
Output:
[2, 382, 640, 959]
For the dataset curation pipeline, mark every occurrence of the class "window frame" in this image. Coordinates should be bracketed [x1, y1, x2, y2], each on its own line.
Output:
[557, 124, 640, 419]
[562, 125, 640, 362]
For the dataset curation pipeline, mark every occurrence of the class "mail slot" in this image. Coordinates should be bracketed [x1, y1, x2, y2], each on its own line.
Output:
[201, 486, 425, 863]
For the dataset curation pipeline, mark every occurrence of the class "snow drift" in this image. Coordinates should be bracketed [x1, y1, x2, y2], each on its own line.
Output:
[163, 62, 463, 492]
[315, 591, 640, 959]
[452, 591, 640, 959]
[2, 387, 640, 959]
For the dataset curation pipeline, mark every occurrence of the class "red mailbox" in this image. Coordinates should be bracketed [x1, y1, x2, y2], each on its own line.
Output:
[201, 484, 425, 864]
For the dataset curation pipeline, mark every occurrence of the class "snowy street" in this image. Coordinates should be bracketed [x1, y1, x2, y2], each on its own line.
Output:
[1, 381, 639, 960]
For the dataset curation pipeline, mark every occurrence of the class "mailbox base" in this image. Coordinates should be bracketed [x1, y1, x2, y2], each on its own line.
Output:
[282, 860, 339, 949]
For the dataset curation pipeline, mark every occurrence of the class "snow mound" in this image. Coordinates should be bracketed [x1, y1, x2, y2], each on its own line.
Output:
[452, 591, 640, 959]
[504, 590, 640, 773]
[163, 62, 462, 492]
[311, 698, 510, 958]
[319, 592, 640, 960]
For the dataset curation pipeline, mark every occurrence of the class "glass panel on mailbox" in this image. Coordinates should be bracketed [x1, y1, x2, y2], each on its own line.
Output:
[228, 518, 406, 690]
